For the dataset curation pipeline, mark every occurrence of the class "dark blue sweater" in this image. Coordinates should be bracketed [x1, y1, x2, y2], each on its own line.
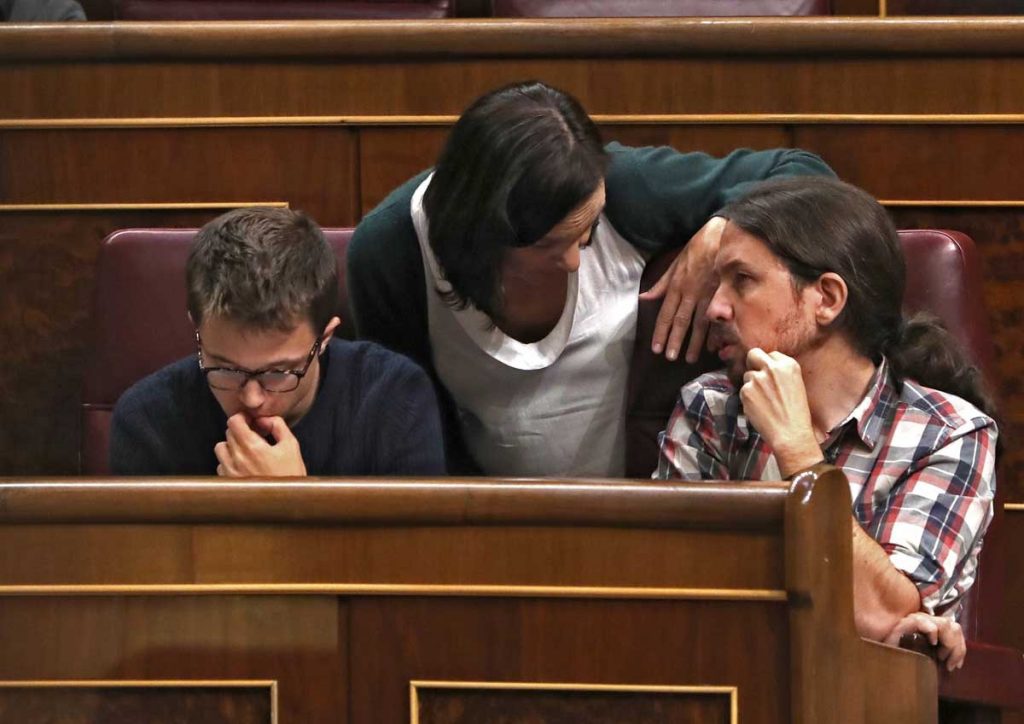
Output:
[110, 339, 446, 476]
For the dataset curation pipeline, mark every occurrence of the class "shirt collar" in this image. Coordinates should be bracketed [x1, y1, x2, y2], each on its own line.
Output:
[822, 357, 895, 451]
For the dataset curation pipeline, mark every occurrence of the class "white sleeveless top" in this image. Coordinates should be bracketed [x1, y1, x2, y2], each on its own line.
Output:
[411, 175, 645, 477]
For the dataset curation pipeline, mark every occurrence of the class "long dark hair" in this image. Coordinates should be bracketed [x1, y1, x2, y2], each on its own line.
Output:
[423, 80, 607, 319]
[719, 176, 995, 416]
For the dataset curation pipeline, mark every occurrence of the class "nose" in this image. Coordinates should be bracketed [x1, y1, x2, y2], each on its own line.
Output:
[706, 284, 732, 323]
[558, 242, 582, 273]
[238, 377, 266, 410]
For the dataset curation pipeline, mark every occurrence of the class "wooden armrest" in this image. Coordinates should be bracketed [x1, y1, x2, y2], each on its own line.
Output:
[899, 635, 1024, 709]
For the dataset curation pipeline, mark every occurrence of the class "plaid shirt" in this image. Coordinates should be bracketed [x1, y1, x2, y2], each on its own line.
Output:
[656, 358, 997, 615]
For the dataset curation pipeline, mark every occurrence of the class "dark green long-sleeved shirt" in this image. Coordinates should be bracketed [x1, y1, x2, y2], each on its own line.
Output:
[348, 142, 835, 472]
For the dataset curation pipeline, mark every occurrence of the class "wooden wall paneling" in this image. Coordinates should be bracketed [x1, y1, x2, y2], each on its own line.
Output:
[413, 683, 731, 724]
[791, 125, 1024, 202]
[0, 595, 346, 724]
[0, 682, 274, 724]
[0, 127, 359, 224]
[5, 56, 1024, 121]
[358, 127, 447, 216]
[350, 597, 787, 724]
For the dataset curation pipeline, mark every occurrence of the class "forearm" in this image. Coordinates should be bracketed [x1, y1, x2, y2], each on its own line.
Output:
[851, 520, 922, 640]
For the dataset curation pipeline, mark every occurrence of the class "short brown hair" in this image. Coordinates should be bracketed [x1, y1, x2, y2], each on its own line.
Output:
[186, 207, 338, 333]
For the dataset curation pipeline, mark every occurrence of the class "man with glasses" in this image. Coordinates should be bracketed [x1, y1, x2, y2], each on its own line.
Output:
[110, 207, 446, 476]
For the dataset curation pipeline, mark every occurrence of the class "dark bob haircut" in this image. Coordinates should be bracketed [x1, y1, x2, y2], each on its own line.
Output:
[423, 80, 608, 319]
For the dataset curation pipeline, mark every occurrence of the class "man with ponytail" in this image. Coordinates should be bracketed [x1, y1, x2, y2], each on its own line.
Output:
[656, 176, 996, 669]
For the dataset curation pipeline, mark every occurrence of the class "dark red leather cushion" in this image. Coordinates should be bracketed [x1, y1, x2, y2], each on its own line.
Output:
[80, 227, 353, 475]
[116, 0, 452, 20]
[493, 0, 830, 17]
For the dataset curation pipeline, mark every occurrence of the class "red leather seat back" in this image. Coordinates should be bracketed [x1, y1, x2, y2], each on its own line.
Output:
[492, 0, 830, 16]
[80, 227, 354, 475]
[116, 0, 452, 20]
[626, 228, 1000, 639]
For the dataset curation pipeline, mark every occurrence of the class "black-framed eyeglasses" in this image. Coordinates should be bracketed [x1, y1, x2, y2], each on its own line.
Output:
[195, 330, 321, 393]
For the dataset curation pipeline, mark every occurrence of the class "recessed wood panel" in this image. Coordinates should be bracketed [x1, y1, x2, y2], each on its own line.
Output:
[0, 596, 343, 724]
[5, 56, 1024, 120]
[350, 597, 785, 724]
[414, 684, 730, 724]
[793, 125, 1024, 201]
[0, 683, 273, 724]
[0, 127, 358, 225]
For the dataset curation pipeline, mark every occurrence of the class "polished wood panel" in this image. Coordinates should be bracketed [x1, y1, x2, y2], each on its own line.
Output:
[0, 683, 273, 724]
[0, 127, 358, 219]
[0, 473, 938, 723]
[0, 595, 342, 724]
[414, 683, 731, 724]
[359, 598, 763, 723]
[6, 57, 1024, 120]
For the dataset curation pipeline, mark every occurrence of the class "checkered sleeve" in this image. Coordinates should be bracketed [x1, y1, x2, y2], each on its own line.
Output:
[655, 380, 730, 481]
[866, 418, 997, 614]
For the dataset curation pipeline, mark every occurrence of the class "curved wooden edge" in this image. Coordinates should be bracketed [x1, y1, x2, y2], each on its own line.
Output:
[0, 477, 789, 527]
[785, 463, 864, 724]
[3, 18, 1024, 60]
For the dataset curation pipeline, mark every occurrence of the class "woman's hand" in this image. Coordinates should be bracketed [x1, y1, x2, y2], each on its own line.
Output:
[640, 216, 725, 363]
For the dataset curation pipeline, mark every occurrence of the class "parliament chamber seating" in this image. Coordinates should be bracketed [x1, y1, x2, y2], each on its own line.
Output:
[627, 229, 1024, 720]
[491, 0, 831, 17]
[114, 0, 452, 19]
[0, 223, 1007, 723]
[79, 227, 355, 476]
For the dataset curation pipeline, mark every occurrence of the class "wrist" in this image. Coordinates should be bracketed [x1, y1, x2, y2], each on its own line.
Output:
[773, 436, 824, 478]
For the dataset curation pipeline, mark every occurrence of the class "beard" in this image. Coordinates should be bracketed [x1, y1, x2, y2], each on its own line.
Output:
[710, 311, 825, 388]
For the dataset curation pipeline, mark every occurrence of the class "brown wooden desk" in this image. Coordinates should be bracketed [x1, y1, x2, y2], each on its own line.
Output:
[0, 466, 935, 723]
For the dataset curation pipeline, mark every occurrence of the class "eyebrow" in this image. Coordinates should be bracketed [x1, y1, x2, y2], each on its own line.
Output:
[204, 350, 308, 370]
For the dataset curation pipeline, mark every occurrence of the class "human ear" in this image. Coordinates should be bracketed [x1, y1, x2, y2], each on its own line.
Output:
[318, 316, 342, 353]
[814, 273, 848, 326]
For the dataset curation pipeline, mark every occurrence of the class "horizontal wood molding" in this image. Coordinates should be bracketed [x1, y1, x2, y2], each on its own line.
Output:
[0, 680, 276, 688]
[0, 479, 788, 527]
[5, 113, 1024, 130]
[0, 583, 789, 601]
[3, 19, 1024, 61]
[0, 202, 288, 212]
